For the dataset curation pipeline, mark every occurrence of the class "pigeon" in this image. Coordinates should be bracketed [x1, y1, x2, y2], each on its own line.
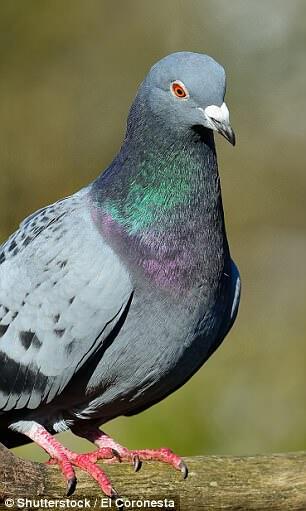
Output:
[0, 51, 240, 497]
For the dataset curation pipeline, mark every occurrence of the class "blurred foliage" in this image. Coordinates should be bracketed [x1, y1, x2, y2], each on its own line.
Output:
[0, 0, 305, 461]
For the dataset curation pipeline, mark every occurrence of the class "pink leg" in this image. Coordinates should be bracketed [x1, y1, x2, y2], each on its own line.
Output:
[72, 425, 188, 478]
[24, 423, 119, 497]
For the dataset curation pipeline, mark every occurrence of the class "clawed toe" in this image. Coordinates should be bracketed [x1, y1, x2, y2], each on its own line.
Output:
[125, 447, 188, 477]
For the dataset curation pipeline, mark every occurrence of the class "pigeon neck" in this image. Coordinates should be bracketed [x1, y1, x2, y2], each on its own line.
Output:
[92, 120, 230, 290]
[95, 128, 223, 228]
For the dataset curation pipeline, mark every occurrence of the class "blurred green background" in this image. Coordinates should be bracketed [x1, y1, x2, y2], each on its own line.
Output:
[0, 1, 305, 462]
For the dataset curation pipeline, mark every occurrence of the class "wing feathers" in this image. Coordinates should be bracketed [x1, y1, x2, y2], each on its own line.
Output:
[0, 190, 133, 412]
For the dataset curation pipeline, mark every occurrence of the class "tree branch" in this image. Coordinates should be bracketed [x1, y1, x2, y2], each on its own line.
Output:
[0, 442, 305, 510]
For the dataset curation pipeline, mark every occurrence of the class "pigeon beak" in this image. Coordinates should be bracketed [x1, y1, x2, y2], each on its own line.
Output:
[200, 102, 236, 146]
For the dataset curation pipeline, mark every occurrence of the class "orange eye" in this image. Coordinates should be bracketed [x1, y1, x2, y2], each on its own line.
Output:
[171, 81, 189, 99]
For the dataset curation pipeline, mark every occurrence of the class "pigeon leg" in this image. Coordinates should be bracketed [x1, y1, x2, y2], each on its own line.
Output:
[23, 423, 119, 497]
[72, 425, 188, 478]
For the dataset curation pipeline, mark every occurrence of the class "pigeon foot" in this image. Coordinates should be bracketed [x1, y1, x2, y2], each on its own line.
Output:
[24, 424, 118, 497]
[110, 447, 188, 479]
[72, 425, 188, 478]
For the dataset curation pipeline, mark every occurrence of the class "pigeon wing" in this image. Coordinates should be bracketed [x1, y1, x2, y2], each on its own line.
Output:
[0, 190, 133, 412]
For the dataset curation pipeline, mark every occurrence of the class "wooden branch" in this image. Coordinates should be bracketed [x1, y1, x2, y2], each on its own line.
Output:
[0, 442, 306, 510]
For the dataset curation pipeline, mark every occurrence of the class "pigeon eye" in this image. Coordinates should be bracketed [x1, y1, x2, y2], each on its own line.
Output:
[171, 81, 189, 99]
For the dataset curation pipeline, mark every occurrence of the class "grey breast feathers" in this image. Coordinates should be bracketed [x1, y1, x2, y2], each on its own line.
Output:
[0, 189, 133, 412]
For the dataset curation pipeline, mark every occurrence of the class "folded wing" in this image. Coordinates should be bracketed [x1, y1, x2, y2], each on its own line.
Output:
[0, 190, 133, 412]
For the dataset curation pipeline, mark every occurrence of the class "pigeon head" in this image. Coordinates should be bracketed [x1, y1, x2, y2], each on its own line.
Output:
[132, 51, 235, 145]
